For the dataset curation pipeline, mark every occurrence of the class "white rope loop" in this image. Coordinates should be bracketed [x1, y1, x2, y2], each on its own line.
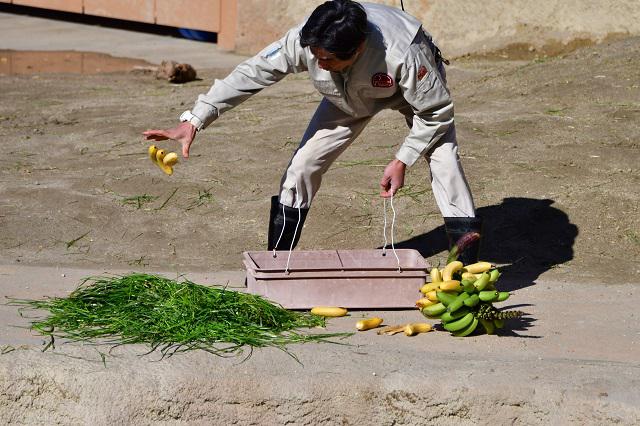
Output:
[382, 193, 401, 272]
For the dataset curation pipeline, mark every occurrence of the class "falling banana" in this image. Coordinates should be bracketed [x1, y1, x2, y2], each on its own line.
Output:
[148, 144, 178, 175]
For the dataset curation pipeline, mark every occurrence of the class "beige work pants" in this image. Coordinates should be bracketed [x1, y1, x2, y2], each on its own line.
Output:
[279, 98, 475, 218]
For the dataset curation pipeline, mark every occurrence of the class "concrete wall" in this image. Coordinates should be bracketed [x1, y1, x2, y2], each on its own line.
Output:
[3, 0, 639, 56]
[231, 0, 640, 57]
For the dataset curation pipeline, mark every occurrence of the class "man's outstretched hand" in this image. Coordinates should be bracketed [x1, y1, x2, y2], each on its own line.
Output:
[380, 158, 407, 197]
[143, 122, 197, 158]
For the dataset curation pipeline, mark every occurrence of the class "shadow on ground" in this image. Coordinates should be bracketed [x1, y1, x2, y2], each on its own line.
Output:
[395, 197, 579, 291]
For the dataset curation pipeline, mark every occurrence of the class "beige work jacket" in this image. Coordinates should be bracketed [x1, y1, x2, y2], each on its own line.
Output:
[191, 3, 454, 167]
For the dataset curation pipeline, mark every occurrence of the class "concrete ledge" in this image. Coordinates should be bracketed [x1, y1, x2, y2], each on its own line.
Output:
[1, 265, 639, 424]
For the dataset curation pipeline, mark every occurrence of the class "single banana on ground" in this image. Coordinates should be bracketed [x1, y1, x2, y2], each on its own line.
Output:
[404, 323, 432, 336]
[356, 317, 383, 331]
[310, 306, 348, 317]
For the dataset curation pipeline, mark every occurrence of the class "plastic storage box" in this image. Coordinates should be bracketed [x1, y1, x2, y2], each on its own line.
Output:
[243, 249, 429, 309]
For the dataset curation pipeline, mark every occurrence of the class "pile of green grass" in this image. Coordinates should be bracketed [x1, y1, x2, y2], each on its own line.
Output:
[11, 273, 350, 359]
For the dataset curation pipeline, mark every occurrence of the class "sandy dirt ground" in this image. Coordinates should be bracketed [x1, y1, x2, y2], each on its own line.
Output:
[1, 27, 640, 425]
[1, 36, 638, 287]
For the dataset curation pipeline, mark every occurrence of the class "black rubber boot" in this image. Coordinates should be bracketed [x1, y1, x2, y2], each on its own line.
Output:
[444, 216, 483, 265]
[267, 195, 309, 251]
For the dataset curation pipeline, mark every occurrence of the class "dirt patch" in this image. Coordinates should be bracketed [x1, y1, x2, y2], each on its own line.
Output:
[0, 36, 638, 286]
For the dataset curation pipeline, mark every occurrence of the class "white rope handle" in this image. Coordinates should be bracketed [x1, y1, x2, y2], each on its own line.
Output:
[382, 193, 401, 272]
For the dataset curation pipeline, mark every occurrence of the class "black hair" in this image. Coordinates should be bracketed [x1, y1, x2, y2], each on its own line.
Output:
[299, 0, 368, 60]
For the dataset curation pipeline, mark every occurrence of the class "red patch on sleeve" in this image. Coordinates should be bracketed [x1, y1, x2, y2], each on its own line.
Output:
[417, 65, 428, 81]
[371, 73, 394, 88]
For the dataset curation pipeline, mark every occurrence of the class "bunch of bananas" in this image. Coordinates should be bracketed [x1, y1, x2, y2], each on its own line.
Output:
[416, 261, 524, 336]
[148, 145, 178, 175]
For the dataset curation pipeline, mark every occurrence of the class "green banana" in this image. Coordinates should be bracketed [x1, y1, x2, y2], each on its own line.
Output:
[463, 293, 480, 307]
[421, 302, 447, 317]
[443, 312, 474, 332]
[441, 307, 470, 324]
[474, 272, 490, 291]
[489, 269, 501, 283]
[461, 279, 476, 294]
[453, 317, 478, 337]
[446, 292, 470, 313]
[436, 291, 458, 306]
[479, 290, 499, 302]
[496, 291, 510, 302]
[479, 318, 495, 335]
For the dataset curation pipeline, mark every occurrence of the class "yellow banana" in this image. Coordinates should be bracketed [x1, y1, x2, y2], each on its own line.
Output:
[464, 261, 493, 274]
[415, 297, 436, 308]
[425, 290, 438, 302]
[148, 145, 158, 161]
[438, 280, 462, 292]
[430, 267, 442, 283]
[356, 317, 383, 331]
[155, 149, 174, 175]
[420, 282, 440, 294]
[148, 145, 178, 175]
[461, 271, 479, 281]
[310, 306, 348, 317]
[163, 152, 178, 167]
[403, 323, 432, 336]
[442, 261, 463, 281]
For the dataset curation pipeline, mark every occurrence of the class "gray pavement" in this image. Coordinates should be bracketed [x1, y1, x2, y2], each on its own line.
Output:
[1, 10, 639, 425]
[0, 11, 248, 69]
